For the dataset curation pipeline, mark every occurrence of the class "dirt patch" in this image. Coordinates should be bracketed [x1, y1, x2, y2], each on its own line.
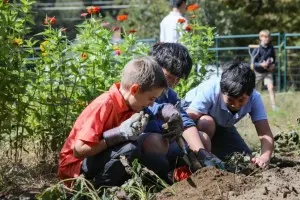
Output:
[157, 156, 300, 200]
[157, 167, 257, 200]
[231, 159, 300, 200]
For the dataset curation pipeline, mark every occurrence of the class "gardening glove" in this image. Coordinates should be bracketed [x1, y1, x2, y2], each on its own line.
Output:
[103, 111, 149, 147]
[160, 104, 184, 143]
[197, 148, 225, 170]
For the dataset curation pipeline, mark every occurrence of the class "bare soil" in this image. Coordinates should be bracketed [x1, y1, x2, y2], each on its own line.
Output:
[157, 156, 300, 200]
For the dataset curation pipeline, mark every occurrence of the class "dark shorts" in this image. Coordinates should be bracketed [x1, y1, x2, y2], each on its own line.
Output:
[180, 99, 252, 160]
[81, 133, 170, 188]
[81, 142, 139, 188]
[212, 126, 251, 160]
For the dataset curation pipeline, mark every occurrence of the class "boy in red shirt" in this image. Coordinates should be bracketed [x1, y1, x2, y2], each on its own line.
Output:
[58, 56, 169, 187]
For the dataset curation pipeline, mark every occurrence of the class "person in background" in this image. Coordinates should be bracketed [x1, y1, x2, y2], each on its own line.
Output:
[160, 0, 187, 42]
[252, 29, 278, 111]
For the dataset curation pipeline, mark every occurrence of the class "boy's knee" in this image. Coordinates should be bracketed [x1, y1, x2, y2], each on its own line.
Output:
[196, 115, 216, 138]
[142, 133, 169, 155]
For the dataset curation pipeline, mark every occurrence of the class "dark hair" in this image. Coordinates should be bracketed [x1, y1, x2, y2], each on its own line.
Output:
[121, 56, 168, 92]
[220, 62, 255, 97]
[171, 0, 186, 8]
[151, 42, 193, 80]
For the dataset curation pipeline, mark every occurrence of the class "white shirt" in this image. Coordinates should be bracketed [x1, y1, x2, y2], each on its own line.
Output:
[160, 11, 187, 43]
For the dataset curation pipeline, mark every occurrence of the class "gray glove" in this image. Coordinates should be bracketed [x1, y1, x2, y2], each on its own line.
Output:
[103, 111, 149, 147]
[161, 104, 184, 143]
[197, 149, 225, 170]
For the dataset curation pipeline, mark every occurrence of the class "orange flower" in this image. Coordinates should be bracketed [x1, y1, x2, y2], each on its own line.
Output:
[81, 52, 88, 60]
[185, 25, 192, 32]
[129, 29, 137, 34]
[44, 17, 56, 25]
[173, 165, 192, 181]
[86, 6, 100, 14]
[187, 4, 199, 12]
[117, 14, 128, 21]
[115, 48, 121, 55]
[177, 18, 186, 24]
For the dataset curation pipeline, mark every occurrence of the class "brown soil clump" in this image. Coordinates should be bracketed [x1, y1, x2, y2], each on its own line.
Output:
[157, 167, 257, 200]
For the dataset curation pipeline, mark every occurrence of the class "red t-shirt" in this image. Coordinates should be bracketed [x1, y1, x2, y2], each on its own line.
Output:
[58, 83, 134, 180]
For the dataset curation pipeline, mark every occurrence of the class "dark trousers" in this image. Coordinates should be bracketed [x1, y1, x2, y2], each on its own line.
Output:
[81, 142, 138, 188]
[211, 125, 252, 160]
[81, 140, 170, 188]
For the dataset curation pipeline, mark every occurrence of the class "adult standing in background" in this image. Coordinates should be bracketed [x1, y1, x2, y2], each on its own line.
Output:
[160, 0, 187, 42]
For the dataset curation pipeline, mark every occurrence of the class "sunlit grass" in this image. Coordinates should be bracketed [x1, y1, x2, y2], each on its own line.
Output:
[237, 91, 300, 150]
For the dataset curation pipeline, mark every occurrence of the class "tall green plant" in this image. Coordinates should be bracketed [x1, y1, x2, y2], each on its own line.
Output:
[0, 0, 36, 161]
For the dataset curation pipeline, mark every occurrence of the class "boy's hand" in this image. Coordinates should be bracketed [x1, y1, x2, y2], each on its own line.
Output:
[251, 155, 270, 169]
[197, 149, 225, 170]
[103, 111, 149, 147]
[120, 111, 149, 140]
[161, 104, 184, 143]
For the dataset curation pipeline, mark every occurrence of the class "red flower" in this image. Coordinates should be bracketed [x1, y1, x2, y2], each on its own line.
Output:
[81, 12, 88, 17]
[185, 25, 192, 32]
[187, 4, 200, 12]
[81, 52, 88, 60]
[87, 6, 100, 14]
[117, 15, 128, 21]
[112, 26, 120, 31]
[177, 18, 186, 24]
[3, 0, 8, 4]
[129, 29, 137, 34]
[44, 17, 56, 25]
[115, 48, 121, 55]
[173, 165, 192, 181]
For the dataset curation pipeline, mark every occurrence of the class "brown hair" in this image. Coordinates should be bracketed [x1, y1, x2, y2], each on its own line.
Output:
[121, 56, 168, 92]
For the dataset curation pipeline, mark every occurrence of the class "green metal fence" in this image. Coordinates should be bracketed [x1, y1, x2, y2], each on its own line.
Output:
[143, 33, 300, 92]
[206, 33, 300, 92]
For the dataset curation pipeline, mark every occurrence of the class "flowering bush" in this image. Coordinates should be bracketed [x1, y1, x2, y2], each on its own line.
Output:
[175, 3, 215, 97]
[0, 0, 214, 163]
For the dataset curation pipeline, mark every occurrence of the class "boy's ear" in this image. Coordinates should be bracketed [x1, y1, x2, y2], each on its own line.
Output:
[130, 84, 141, 95]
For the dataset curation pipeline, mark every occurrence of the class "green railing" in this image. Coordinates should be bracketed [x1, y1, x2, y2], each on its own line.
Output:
[209, 33, 283, 91]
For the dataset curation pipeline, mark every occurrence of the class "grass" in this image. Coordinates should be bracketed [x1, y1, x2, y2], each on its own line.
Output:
[236, 91, 300, 150]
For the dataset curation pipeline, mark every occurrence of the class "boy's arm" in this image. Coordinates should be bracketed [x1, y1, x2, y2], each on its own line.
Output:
[74, 139, 107, 159]
[252, 119, 274, 168]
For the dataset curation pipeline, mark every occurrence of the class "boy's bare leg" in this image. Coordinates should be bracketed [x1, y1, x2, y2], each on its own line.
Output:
[267, 83, 276, 110]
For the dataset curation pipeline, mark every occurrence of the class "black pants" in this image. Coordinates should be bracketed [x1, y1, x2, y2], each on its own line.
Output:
[81, 140, 170, 188]
[81, 142, 138, 188]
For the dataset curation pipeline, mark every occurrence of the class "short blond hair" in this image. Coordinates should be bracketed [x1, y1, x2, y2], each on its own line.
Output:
[259, 29, 271, 37]
[121, 56, 168, 92]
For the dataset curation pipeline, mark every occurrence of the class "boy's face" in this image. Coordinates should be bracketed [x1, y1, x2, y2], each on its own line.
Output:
[128, 86, 164, 112]
[222, 93, 250, 112]
[162, 68, 180, 88]
[260, 34, 271, 46]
